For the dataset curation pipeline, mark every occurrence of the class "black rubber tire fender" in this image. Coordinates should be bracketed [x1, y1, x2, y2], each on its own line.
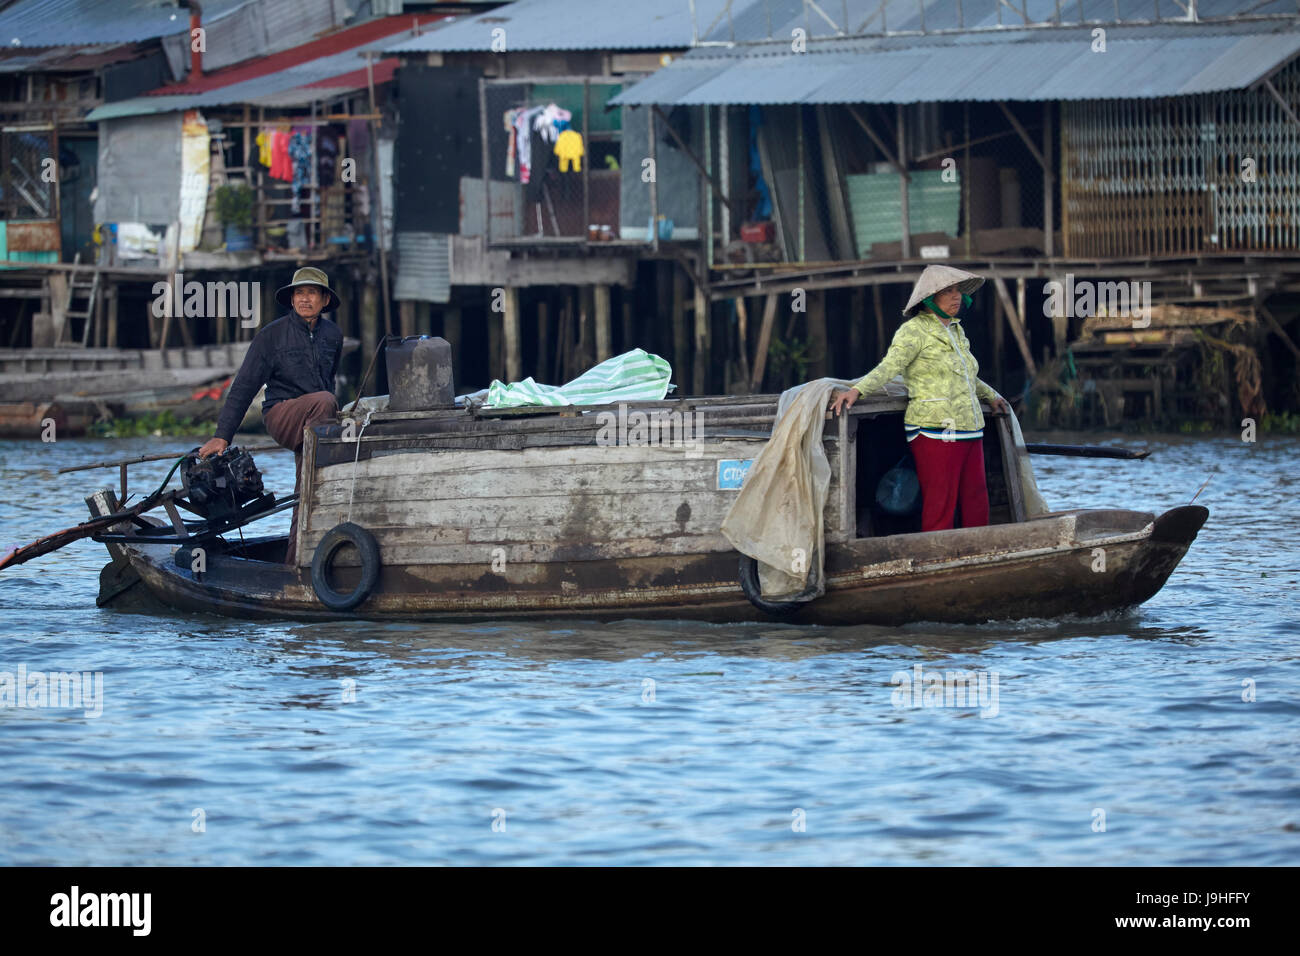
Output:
[737, 554, 808, 616]
[311, 522, 381, 611]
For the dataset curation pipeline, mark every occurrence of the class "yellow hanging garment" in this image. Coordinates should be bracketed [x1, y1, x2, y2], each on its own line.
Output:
[255, 130, 272, 167]
[555, 129, 584, 172]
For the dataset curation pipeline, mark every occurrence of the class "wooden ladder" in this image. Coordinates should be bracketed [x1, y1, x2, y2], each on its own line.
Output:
[56, 253, 100, 346]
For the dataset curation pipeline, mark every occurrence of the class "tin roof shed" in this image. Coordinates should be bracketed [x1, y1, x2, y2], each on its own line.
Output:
[611, 19, 1300, 105]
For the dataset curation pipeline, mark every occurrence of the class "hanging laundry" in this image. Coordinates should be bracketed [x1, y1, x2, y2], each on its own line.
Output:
[269, 129, 293, 182]
[513, 106, 544, 185]
[288, 129, 312, 213]
[504, 104, 573, 184]
[534, 104, 570, 145]
[555, 129, 584, 173]
[503, 108, 519, 178]
[317, 128, 339, 184]
[255, 128, 272, 167]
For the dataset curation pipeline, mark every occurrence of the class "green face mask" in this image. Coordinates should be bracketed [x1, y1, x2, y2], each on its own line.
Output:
[923, 293, 972, 319]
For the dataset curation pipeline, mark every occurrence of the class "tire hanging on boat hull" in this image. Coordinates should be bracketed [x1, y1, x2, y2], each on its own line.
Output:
[737, 555, 810, 617]
[311, 522, 381, 611]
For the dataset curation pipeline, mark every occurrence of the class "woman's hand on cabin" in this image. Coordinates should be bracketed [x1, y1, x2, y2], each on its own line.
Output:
[198, 437, 228, 459]
[829, 388, 859, 417]
[990, 397, 1011, 415]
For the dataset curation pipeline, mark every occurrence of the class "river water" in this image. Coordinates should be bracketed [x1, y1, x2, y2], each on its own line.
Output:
[0, 432, 1296, 865]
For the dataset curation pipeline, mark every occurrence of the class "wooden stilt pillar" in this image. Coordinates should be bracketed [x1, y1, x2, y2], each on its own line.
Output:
[488, 295, 503, 383]
[594, 283, 611, 362]
[872, 285, 885, 358]
[360, 277, 379, 387]
[578, 285, 594, 372]
[692, 281, 708, 395]
[992, 284, 1005, 386]
[620, 294, 633, 355]
[671, 266, 687, 387]
[654, 261, 673, 357]
[333, 280, 351, 350]
[398, 300, 415, 337]
[443, 305, 462, 378]
[176, 295, 195, 348]
[992, 276, 1036, 377]
[536, 300, 549, 381]
[503, 286, 521, 382]
[215, 281, 227, 344]
[555, 290, 572, 382]
[849, 287, 865, 372]
[750, 293, 777, 393]
[807, 289, 827, 379]
[106, 283, 119, 349]
[734, 296, 752, 392]
[1048, 275, 1067, 356]
[260, 278, 276, 341]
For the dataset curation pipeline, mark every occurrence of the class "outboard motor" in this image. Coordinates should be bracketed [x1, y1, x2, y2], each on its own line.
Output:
[180, 447, 265, 521]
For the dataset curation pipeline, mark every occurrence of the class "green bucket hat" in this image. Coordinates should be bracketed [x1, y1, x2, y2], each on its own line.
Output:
[275, 267, 341, 312]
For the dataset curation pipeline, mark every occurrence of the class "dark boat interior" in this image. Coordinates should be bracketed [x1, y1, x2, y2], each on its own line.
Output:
[851, 410, 1016, 540]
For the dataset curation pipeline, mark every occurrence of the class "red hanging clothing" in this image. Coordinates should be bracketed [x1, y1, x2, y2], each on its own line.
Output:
[270, 130, 293, 182]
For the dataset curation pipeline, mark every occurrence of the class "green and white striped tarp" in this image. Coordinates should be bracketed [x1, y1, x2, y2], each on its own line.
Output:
[485, 349, 673, 407]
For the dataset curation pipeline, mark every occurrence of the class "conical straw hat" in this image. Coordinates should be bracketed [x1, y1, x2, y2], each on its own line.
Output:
[903, 264, 984, 316]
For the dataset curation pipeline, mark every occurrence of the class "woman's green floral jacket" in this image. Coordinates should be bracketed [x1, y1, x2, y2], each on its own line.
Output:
[852, 310, 1000, 432]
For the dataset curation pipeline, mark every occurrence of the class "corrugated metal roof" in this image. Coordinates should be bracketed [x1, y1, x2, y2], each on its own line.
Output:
[153, 12, 435, 94]
[0, 0, 249, 49]
[0, 43, 138, 72]
[753, 0, 1300, 43]
[612, 20, 1300, 105]
[385, 0, 731, 52]
[85, 14, 442, 120]
[385, 0, 1299, 53]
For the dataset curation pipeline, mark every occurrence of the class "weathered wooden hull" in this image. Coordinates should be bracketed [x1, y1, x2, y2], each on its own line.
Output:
[92, 394, 1208, 626]
[101, 505, 1206, 626]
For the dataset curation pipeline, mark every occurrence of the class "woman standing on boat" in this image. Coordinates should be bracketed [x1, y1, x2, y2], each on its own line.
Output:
[829, 265, 1010, 533]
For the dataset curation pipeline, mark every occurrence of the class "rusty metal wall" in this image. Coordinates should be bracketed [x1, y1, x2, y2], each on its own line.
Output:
[1061, 60, 1300, 257]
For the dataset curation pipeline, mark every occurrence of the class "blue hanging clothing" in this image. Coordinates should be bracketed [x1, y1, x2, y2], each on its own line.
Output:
[289, 130, 312, 213]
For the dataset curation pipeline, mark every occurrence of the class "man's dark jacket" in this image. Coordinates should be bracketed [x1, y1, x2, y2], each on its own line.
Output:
[214, 312, 342, 443]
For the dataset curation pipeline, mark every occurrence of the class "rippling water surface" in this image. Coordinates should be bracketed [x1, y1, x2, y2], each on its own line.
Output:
[0, 432, 1297, 865]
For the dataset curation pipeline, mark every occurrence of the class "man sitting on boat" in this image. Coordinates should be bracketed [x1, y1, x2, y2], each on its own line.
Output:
[197, 267, 343, 563]
[830, 264, 1009, 533]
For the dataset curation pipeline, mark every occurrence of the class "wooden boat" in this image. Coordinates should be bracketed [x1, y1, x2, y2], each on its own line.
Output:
[88, 393, 1208, 625]
[0, 343, 251, 436]
[0, 339, 355, 436]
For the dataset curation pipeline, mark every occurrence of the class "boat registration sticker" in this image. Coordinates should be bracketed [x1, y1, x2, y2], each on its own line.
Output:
[716, 459, 753, 490]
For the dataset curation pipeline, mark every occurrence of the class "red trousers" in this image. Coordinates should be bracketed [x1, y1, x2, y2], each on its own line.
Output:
[909, 435, 989, 532]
